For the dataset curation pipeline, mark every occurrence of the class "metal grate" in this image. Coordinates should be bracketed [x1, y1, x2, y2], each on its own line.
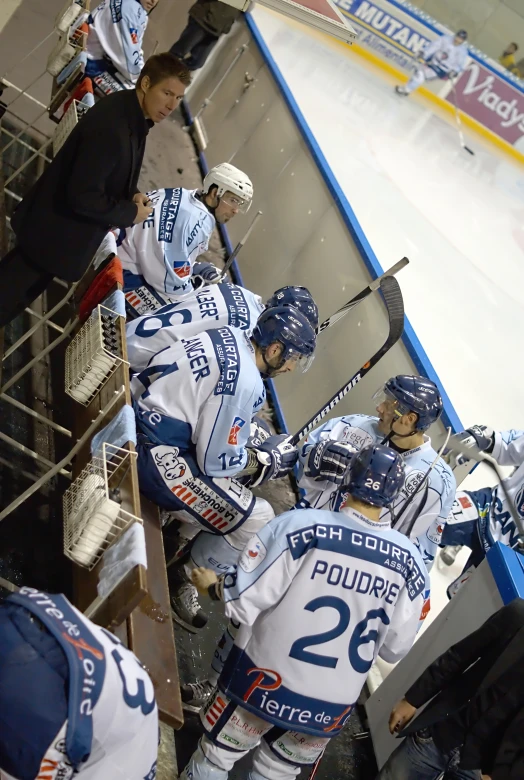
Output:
[53, 99, 89, 155]
[65, 305, 127, 406]
[63, 444, 142, 569]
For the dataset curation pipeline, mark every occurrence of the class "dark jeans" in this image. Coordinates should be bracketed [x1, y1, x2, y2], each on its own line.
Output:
[170, 18, 218, 71]
[376, 731, 481, 780]
[0, 246, 53, 327]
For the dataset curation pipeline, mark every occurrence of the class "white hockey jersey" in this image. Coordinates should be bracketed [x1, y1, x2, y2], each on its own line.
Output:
[131, 326, 266, 477]
[298, 414, 456, 568]
[126, 283, 265, 372]
[423, 33, 468, 74]
[443, 430, 524, 556]
[218, 506, 429, 737]
[6, 587, 157, 780]
[87, 0, 148, 84]
[118, 188, 215, 299]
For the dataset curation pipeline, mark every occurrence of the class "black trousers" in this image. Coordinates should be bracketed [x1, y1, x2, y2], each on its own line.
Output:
[0, 246, 54, 327]
[170, 18, 218, 71]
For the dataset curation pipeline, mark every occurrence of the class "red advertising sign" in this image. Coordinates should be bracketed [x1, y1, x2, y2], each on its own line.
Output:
[452, 61, 524, 147]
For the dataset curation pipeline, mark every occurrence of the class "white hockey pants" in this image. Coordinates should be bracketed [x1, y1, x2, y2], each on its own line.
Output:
[405, 65, 439, 93]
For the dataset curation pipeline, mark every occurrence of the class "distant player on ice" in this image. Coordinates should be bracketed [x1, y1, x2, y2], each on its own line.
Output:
[130, 306, 316, 630]
[297, 375, 456, 569]
[179, 445, 430, 777]
[113, 162, 253, 318]
[395, 29, 469, 97]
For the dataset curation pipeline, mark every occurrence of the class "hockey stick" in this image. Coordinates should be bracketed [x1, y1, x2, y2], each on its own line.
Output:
[446, 438, 524, 548]
[317, 257, 409, 334]
[217, 210, 263, 282]
[290, 276, 405, 446]
[448, 79, 475, 156]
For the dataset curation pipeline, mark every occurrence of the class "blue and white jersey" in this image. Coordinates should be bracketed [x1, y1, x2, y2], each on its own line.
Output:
[218, 506, 429, 737]
[423, 34, 468, 75]
[298, 414, 456, 568]
[7, 588, 157, 779]
[126, 283, 265, 372]
[87, 0, 148, 84]
[118, 188, 215, 300]
[443, 430, 524, 557]
[131, 326, 265, 477]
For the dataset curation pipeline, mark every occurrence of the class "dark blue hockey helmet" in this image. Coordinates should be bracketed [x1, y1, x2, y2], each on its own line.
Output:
[265, 286, 319, 329]
[455, 29, 468, 40]
[344, 444, 405, 507]
[252, 305, 316, 375]
[373, 375, 443, 431]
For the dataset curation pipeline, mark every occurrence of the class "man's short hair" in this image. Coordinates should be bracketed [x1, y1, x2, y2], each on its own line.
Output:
[137, 53, 192, 90]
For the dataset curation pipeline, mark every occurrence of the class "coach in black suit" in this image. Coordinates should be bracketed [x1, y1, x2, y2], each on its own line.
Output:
[0, 53, 191, 327]
[377, 598, 524, 779]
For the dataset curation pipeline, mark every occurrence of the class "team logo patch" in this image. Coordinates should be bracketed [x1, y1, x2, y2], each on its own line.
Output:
[420, 591, 431, 621]
[228, 417, 246, 445]
[129, 26, 139, 43]
[173, 260, 191, 279]
[239, 535, 267, 572]
[458, 495, 473, 509]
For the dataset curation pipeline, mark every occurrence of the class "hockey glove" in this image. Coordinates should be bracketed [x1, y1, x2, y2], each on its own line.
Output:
[449, 425, 495, 457]
[306, 440, 357, 484]
[193, 261, 222, 283]
[249, 434, 298, 487]
[247, 415, 272, 448]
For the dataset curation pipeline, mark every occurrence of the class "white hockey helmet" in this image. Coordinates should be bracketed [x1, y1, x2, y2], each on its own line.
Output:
[203, 162, 253, 213]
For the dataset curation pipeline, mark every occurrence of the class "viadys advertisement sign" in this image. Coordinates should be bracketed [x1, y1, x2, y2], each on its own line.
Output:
[453, 62, 524, 148]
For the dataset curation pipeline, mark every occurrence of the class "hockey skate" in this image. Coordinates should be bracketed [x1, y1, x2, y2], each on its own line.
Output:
[395, 85, 409, 96]
[180, 679, 216, 713]
[441, 545, 462, 566]
[171, 581, 209, 633]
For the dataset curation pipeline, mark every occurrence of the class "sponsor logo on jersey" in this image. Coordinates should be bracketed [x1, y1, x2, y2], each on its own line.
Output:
[210, 328, 241, 396]
[420, 590, 431, 621]
[459, 495, 473, 509]
[239, 536, 267, 572]
[341, 425, 373, 450]
[204, 692, 229, 727]
[125, 286, 163, 316]
[154, 447, 187, 480]
[159, 188, 182, 244]
[173, 259, 191, 279]
[110, 0, 123, 23]
[223, 285, 251, 331]
[129, 26, 139, 44]
[228, 417, 246, 445]
[186, 217, 206, 248]
[516, 485, 524, 517]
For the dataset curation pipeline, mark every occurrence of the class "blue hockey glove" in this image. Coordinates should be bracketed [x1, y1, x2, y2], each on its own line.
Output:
[247, 415, 272, 448]
[193, 261, 221, 283]
[306, 440, 356, 484]
[451, 425, 495, 455]
[250, 434, 298, 486]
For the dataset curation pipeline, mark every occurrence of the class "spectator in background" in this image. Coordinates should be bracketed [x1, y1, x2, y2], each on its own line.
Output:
[376, 599, 524, 780]
[86, 0, 160, 87]
[170, 0, 241, 71]
[499, 43, 521, 78]
[0, 54, 191, 328]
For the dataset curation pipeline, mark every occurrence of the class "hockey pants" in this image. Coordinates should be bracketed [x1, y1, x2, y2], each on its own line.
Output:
[137, 439, 275, 573]
[181, 690, 330, 780]
[404, 65, 441, 94]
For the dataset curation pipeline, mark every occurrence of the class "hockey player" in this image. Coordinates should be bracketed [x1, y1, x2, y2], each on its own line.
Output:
[125, 284, 318, 373]
[297, 375, 456, 568]
[180, 445, 430, 779]
[395, 30, 469, 97]
[131, 306, 316, 628]
[441, 426, 524, 596]
[86, 0, 159, 87]
[0, 586, 158, 779]
[117, 162, 253, 318]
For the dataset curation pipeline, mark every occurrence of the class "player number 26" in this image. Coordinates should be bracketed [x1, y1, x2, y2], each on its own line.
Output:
[289, 596, 390, 673]
[365, 477, 381, 491]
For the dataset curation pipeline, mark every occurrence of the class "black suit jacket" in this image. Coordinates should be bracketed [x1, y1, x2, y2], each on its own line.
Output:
[11, 89, 150, 281]
[400, 598, 524, 777]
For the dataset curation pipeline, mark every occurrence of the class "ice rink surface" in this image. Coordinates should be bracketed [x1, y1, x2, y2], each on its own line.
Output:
[252, 6, 524, 437]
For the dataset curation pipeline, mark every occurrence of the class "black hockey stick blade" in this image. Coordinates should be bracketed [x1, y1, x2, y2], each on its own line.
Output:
[317, 257, 409, 334]
[291, 276, 405, 446]
[464, 145, 475, 155]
